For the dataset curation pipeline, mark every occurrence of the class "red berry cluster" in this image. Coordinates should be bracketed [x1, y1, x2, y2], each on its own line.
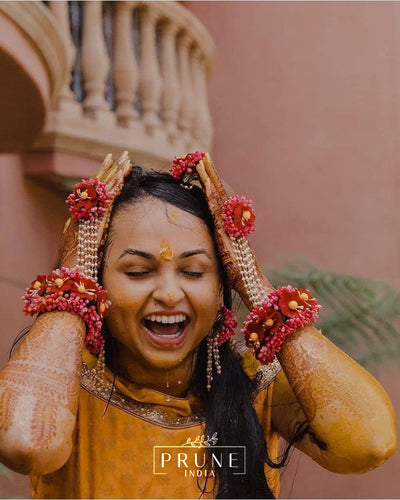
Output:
[242, 286, 321, 364]
[23, 267, 110, 354]
[217, 306, 238, 346]
[66, 178, 110, 220]
[222, 195, 256, 238]
[169, 151, 205, 181]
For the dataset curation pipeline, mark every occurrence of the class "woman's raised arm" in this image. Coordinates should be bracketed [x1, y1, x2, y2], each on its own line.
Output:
[0, 152, 132, 475]
[194, 153, 397, 473]
[272, 325, 397, 473]
[0, 312, 85, 475]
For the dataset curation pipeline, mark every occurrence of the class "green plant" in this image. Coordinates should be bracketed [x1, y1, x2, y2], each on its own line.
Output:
[234, 260, 400, 371]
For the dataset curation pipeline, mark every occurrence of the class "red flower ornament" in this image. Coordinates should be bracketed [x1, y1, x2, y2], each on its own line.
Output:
[66, 178, 110, 220]
[72, 277, 98, 301]
[47, 269, 74, 294]
[169, 151, 205, 181]
[27, 275, 47, 298]
[222, 195, 256, 238]
[96, 289, 110, 315]
[243, 286, 321, 364]
[278, 288, 308, 318]
[23, 267, 111, 355]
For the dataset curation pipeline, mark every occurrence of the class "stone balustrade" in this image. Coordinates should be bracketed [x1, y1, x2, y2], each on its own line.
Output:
[30, 0, 216, 179]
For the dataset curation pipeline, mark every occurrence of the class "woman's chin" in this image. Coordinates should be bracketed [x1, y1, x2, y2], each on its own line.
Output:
[143, 352, 188, 371]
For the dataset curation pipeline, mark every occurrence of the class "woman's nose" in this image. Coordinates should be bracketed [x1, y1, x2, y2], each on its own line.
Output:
[152, 273, 185, 306]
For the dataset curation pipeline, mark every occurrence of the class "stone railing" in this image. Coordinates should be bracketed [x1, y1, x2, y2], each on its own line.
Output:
[31, 1, 216, 174]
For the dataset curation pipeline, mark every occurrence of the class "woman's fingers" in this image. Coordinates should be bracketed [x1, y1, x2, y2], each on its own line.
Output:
[97, 155, 133, 248]
[107, 151, 130, 183]
[196, 160, 213, 197]
[107, 157, 132, 196]
[203, 153, 226, 198]
[95, 154, 114, 181]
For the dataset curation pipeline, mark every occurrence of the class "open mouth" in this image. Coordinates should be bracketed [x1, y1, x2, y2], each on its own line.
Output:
[142, 314, 190, 341]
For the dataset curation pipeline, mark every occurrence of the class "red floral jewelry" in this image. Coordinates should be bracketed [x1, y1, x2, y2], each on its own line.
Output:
[23, 267, 110, 354]
[217, 306, 238, 346]
[242, 286, 321, 364]
[222, 195, 256, 238]
[66, 178, 110, 220]
[169, 151, 205, 183]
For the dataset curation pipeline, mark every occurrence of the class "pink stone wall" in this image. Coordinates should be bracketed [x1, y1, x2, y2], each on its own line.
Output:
[187, 2, 400, 498]
[189, 1, 400, 287]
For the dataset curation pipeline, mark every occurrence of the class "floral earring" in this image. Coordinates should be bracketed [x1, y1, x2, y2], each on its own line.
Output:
[206, 306, 237, 391]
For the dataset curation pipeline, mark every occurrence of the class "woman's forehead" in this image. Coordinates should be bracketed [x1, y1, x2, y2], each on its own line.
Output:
[111, 198, 214, 252]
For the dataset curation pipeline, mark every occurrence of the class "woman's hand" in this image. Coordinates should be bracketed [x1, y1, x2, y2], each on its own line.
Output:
[59, 151, 132, 269]
[195, 154, 273, 310]
[0, 153, 133, 475]
[196, 153, 397, 473]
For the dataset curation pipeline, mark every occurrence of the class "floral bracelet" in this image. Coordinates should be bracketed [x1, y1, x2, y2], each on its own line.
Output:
[242, 286, 321, 364]
[169, 152, 321, 364]
[22, 267, 110, 354]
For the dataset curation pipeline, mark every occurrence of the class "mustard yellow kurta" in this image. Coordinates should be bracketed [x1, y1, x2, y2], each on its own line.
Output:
[30, 349, 281, 499]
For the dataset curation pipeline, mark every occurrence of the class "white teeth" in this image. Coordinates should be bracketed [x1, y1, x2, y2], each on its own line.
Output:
[144, 314, 187, 324]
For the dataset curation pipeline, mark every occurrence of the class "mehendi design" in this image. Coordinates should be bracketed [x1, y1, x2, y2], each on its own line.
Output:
[279, 327, 320, 422]
[30, 399, 57, 449]
[0, 390, 18, 432]
[0, 312, 85, 450]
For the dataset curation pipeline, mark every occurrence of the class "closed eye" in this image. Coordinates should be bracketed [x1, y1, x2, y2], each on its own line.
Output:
[125, 271, 152, 277]
[181, 271, 204, 278]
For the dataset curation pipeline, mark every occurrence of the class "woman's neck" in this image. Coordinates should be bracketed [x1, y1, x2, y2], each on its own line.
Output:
[111, 345, 197, 398]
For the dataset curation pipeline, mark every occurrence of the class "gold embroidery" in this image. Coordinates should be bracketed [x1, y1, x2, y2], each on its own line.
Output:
[81, 363, 205, 428]
[252, 358, 281, 400]
[80, 357, 279, 428]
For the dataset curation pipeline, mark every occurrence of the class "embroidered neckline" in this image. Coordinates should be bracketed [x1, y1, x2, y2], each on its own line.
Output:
[80, 359, 281, 428]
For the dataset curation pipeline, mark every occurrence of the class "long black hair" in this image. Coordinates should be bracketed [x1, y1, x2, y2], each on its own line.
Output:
[100, 167, 294, 499]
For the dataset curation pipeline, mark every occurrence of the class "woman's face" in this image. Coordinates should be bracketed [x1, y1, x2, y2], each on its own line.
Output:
[102, 197, 221, 372]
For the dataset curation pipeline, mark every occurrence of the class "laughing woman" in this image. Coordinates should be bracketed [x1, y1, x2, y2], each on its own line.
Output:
[0, 152, 396, 499]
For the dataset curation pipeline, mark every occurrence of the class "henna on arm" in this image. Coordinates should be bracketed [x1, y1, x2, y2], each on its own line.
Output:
[195, 153, 398, 474]
[271, 325, 397, 473]
[0, 153, 132, 475]
[0, 311, 85, 475]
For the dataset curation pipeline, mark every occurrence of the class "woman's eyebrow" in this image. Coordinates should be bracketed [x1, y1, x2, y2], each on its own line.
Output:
[119, 248, 154, 260]
[179, 249, 212, 260]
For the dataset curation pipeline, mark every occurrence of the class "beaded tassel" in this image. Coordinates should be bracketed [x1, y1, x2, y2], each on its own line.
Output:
[206, 336, 213, 391]
[206, 334, 222, 391]
[77, 219, 100, 279]
[232, 237, 267, 307]
[213, 336, 221, 375]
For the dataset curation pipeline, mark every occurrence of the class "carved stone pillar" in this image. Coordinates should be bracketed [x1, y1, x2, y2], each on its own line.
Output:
[113, 2, 139, 127]
[177, 32, 194, 143]
[48, 1, 77, 109]
[81, 1, 111, 118]
[191, 46, 212, 147]
[160, 20, 180, 142]
[139, 6, 162, 134]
